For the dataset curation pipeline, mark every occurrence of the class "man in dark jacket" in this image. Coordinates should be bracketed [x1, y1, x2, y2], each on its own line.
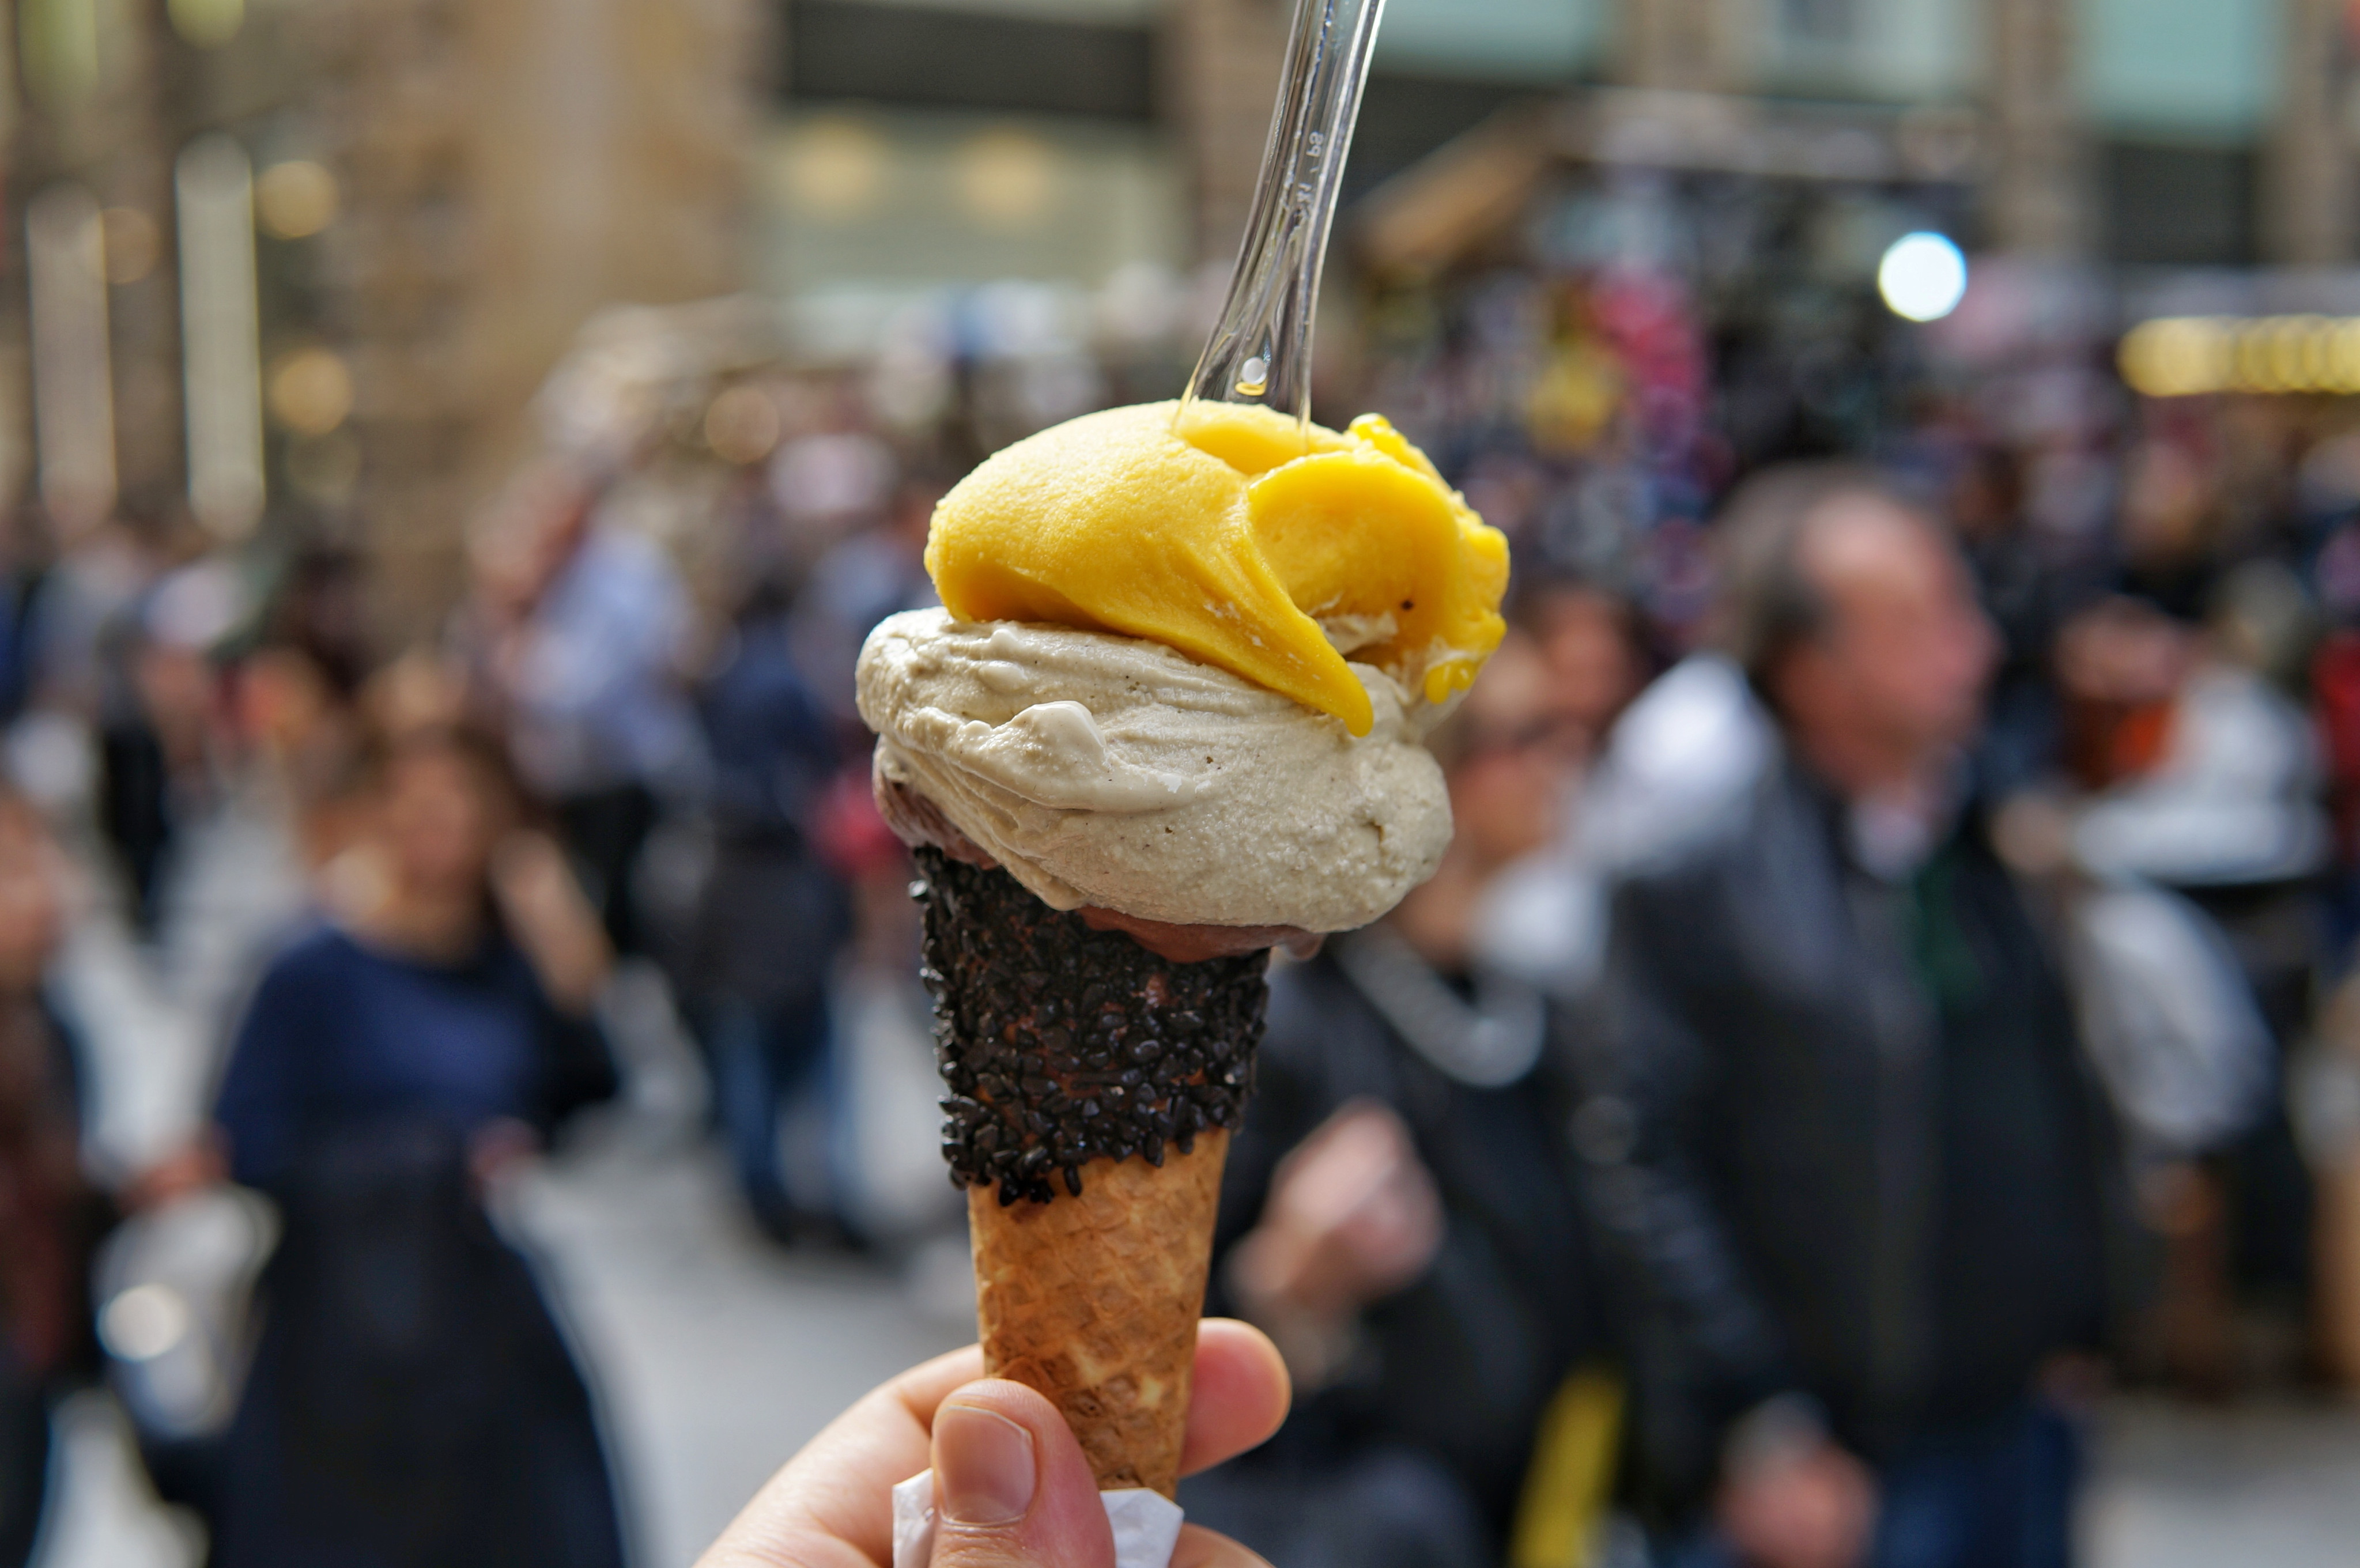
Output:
[1185, 633, 1600, 1568]
[0, 791, 107, 1568]
[1586, 467, 2112, 1568]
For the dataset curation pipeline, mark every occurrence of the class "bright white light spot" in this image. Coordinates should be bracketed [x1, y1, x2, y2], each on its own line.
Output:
[1878, 232, 1969, 323]
[101, 1283, 191, 1362]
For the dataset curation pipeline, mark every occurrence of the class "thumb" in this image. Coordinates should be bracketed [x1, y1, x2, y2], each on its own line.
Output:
[931, 1380, 1116, 1568]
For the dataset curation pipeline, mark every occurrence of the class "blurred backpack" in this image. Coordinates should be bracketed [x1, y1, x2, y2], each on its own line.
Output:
[2063, 878, 2274, 1157]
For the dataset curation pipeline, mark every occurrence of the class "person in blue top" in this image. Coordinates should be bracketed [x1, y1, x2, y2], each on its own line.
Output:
[679, 573, 856, 1246]
[209, 724, 626, 1568]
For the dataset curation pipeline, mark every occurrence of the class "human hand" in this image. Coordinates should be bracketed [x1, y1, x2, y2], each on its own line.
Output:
[1716, 1434, 1876, 1568]
[696, 1318, 1289, 1568]
[489, 830, 611, 1013]
[1230, 1100, 1443, 1325]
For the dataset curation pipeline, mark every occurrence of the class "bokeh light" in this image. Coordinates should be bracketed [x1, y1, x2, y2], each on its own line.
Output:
[2120, 315, 2360, 398]
[705, 384, 783, 465]
[167, 0, 243, 50]
[956, 127, 1058, 230]
[100, 1283, 191, 1362]
[255, 160, 340, 240]
[1877, 232, 1969, 323]
[268, 346, 354, 436]
[778, 117, 888, 221]
[21, 0, 103, 103]
[99, 207, 161, 284]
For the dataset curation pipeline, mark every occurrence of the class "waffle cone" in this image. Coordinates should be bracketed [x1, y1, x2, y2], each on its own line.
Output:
[969, 1128, 1230, 1497]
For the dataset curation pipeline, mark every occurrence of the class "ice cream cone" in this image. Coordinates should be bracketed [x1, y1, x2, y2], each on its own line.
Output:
[911, 847, 1267, 1494]
[858, 387, 1501, 1513]
[969, 1129, 1230, 1495]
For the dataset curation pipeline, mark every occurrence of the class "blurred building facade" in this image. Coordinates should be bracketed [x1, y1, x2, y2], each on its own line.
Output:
[0, 0, 2356, 626]
[773, 1, 2356, 279]
[5, 0, 762, 632]
[304, 0, 760, 630]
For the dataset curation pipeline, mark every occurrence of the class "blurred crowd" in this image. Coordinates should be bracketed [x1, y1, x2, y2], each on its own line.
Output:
[2, 240, 2360, 1568]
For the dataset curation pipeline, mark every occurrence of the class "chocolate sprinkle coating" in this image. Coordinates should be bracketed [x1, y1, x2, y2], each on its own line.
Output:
[913, 848, 1268, 1206]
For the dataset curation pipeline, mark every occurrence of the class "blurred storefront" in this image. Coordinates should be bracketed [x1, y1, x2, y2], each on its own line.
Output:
[5, 0, 758, 633]
[1317, 0, 2360, 629]
[0, 0, 2357, 635]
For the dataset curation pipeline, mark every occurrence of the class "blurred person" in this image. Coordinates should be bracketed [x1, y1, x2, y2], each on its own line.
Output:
[2114, 440, 2222, 626]
[0, 790, 105, 1568]
[125, 564, 365, 1065]
[0, 520, 55, 735]
[1588, 466, 2113, 1568]
[2050, 596, 2193, 800]
[1475, 584, 1757, 1003]
[236, 641, 371, 874]
[694, 1320, 1289, 1568]
[99, 560, 248, 937]
[2063, 575, 2329, 1393]
[91, 622, 172, 934]
[2066, 575, 2326, 905]
[265, 548, 373, 697]
[679, 574, 857, 1246]
[2311, 550, 2360, 1395]
[1947, 447, 2075, 800]
[465, 459, 703, 955]
[792, 472, 944, 728]
[233, 551, 377, 875]
[1519, 571, 1654, 764]
[207, 726, 625, 1568]
[775, 471, 951, 1237]
[24, 513, 154, 717]
[1184, 633, 1601, 1568]
[367, 648, 473, 742]
[2312, 967, 2360, 1392]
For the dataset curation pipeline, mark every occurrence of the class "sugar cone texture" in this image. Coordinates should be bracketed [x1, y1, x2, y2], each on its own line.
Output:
[969, 1128, 1230, 1497]
[908, 847, 1266, 1493]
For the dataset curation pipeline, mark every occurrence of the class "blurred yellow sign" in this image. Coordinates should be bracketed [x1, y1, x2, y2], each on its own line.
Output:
[2121, 315, 2360, 398]
[168, 0, 242, 50]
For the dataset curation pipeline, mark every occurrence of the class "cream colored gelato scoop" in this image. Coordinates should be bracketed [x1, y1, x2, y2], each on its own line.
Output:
[857, 609, 1453, 932]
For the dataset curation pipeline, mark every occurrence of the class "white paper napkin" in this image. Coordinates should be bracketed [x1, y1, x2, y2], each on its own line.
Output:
[892, 1470, 1184, 1568]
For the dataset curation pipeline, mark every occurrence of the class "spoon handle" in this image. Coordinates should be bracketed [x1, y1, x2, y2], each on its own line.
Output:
[1180, 0, 1389, 430]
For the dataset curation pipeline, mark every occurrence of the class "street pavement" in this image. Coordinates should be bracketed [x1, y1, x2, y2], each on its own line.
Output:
[2083, 1395, 2360, 1563]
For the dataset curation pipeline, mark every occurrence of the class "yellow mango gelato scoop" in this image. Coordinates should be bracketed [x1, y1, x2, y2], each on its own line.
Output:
[925, 400, 1509, 737]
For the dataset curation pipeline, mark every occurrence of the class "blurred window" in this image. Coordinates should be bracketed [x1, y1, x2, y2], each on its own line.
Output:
[804, 0, 1153, 15]
[1756, 0, 1973, 104]
[19, 0, 101, 105]
[1779, 0, 1858, 44]
[1347, 75, 1530, 202]
[2100, 141, 2260, 268]
[1373, 0, 1604, 84]
[786, 0, 1152, 120]
[758, 108, 1181, 297]
[2077, 0, 2281, 138]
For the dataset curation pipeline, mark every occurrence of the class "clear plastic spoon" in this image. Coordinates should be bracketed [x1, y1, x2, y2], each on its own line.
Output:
[1179, 0, 1390, 434]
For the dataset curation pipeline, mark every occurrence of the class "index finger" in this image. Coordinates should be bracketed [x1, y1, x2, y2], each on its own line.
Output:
[888, 1320, 1287, 1479]
[1179, 1320, 1291, 1478]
